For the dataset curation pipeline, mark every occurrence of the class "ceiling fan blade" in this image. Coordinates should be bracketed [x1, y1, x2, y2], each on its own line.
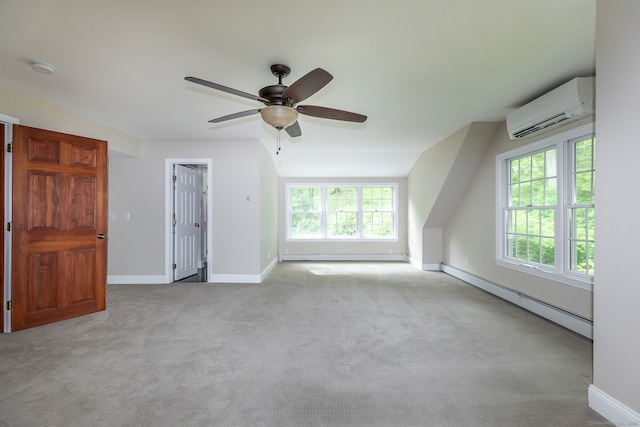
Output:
[185, 76, 269, 104]
[281, 68, 333, 104]
[285, 121, 302, 138]
[296, 105, 367, 122]
[208, 109, 261, 123]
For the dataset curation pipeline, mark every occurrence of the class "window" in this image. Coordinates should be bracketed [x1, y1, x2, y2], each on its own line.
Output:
[496, 123, 595, 289]
[287, 184, 397, 240]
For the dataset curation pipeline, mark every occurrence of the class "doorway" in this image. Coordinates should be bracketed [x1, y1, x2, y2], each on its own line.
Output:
[166, 159, 212, 283]
[2, 114, 19, 332]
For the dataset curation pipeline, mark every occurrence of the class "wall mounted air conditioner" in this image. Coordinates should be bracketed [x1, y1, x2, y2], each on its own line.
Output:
[506, 77, 594, 140]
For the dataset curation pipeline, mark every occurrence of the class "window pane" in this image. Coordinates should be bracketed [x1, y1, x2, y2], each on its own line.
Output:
[327, 212, 356, 237]
[290, 213, 321, 238]
[510, 184, 520, 207]
[326, 187, 356, 210]
[572, 208, 586, 239]
[575, 172, 594, 204]
[507, 210, 516, 234]
[520, 182, 531, 207]
[507, 235, 516, 258]
[532, 152, 546, 179]
[545, 149, 557, 178]
[291, 187, 321, 211]
[511, 159, 520, 183]
[527, 209, 540, 235]
[532, 180, 545, 206]
[541, 209, 555, 237]
[544, 178, 557, 205]
[520, 157, 531, 181]
[541, 237, 555, 266]
[515, 209, 527, 234]
[528, 237, 541, 263]
[572, 240, 588, 273]
[363, 212, 392, 237]
[575, 138, 594, 172]
[516, 236, 527, 260]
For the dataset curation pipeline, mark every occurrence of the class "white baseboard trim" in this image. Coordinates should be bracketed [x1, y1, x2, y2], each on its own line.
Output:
[407, 256, 421, 270]
[208, 274, 261, 284]
[589, 385, 640, 425]
[108, 275, 167, 284]
[440, 263, 593, 339]
[279, 253, 407, 262]
[109, 260, 279, 285]
[406, 256, 441, 271]
[261, 256, 279, 282]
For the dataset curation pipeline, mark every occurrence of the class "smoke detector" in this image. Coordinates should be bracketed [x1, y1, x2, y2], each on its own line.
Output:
[31, 62, 55, 74]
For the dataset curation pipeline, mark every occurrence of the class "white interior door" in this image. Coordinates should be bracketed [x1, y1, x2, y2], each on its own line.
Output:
[174, 164, 201, 281]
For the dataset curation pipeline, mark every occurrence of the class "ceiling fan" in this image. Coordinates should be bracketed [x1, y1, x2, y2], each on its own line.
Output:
[184, 64, 367, 141]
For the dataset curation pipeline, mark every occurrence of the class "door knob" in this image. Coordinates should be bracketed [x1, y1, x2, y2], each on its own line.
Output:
[97, 233, 106, 239]
[194, 223, 200, 228]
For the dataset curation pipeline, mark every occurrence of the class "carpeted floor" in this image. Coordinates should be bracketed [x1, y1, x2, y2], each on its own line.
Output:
[0, 261, 609, 426]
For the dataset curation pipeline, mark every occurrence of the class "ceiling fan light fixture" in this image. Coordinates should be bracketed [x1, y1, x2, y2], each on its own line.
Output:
[260, 105, 298, 130]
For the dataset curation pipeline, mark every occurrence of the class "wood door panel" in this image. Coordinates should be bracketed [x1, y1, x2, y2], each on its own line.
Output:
[29, 137, 60, 163]
[66, 249, 96, 304]
[71, 146, 97, 168]
[12, 125, 107, 331]
[28, 172, 60, 230]
[70, 175, 97, 229]
[27, 252, 58, 312]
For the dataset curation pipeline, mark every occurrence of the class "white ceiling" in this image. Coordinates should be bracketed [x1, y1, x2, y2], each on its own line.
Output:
[0, 0, 596, 177]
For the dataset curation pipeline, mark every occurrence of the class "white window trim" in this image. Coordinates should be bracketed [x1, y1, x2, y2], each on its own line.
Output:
[286, 183, 399, 242]
[495, 123, 595, 291]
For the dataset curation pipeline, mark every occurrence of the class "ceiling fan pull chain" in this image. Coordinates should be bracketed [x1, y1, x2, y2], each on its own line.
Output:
[276, 129, 281, 155]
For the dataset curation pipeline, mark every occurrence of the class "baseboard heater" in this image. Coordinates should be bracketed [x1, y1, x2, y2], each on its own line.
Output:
[440, 263, 593, 339]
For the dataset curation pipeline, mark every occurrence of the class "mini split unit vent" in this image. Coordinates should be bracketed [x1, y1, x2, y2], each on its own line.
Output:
[506, 77, 594, 140]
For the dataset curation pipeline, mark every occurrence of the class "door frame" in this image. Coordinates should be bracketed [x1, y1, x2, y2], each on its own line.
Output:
[165, 159, 212, 283]
[1, 113, 19, 333]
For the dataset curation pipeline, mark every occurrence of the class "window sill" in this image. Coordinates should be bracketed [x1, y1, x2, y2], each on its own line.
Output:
[496, 259, 593, 291]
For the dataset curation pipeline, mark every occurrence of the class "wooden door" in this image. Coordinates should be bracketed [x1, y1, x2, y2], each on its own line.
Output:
[174, 164, 200, 281]
[11, 125, 107, 331]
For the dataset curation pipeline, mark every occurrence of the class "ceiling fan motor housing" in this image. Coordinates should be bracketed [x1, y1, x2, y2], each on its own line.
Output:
[259, 84, 289, 106]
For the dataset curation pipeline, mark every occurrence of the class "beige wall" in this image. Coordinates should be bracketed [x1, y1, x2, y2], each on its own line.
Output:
[407, 122, 500, 268]
[109, 139, 275, 279]
[407, 125, 467, 266]
[260, 143, 279, 271]
[278, 177, 407, 257]
[592, 0, 640, 416]
[0, 83, 140, 157]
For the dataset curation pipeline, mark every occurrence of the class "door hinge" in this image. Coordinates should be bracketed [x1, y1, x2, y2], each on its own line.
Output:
[6, 143, 12, 153]
[6, 300, 11, 311]
[6, 222, 11, 232]
[172, 263, 177, 270]
[173, 175, 177, 183]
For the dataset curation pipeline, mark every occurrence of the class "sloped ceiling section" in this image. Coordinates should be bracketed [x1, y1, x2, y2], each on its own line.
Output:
[0, 1, 596, 177]
[424, 122, 501, 229]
